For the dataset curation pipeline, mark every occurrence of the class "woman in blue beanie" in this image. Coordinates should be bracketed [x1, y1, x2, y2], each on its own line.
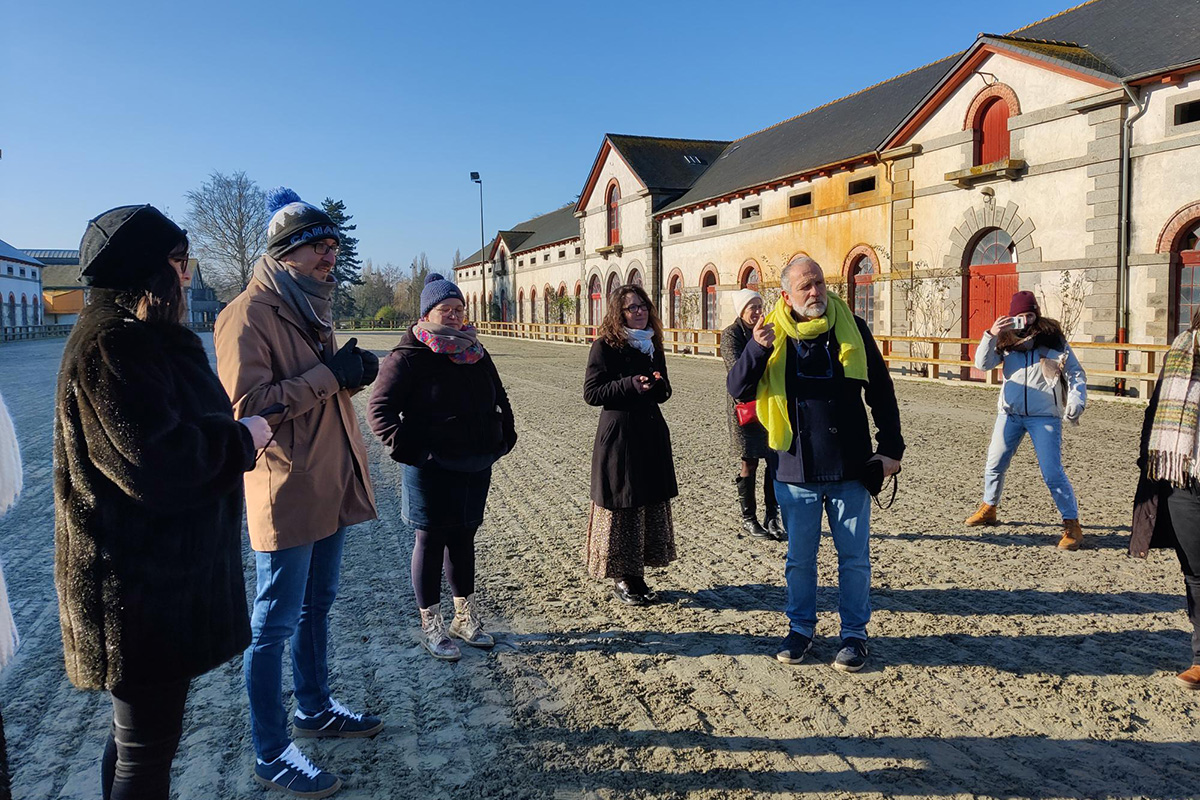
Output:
[368, 274, 517, 660]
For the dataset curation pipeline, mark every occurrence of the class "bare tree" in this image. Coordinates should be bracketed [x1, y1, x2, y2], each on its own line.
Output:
[185, 171, 270, 299]
[1036, 270, 1094, 339]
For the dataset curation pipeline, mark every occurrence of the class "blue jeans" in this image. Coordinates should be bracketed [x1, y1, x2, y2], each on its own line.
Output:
[982, 414, 1078, 519]
[775, 479, 872, 641]
[245, 528, 346, 762]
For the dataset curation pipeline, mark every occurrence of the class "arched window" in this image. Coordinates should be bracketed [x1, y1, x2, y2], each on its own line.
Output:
[974, 97, 1011, 166]
[606, 271, 620, 301]
[740, 260, 760, 291]
[530, 287, 538, 324]
[5, 294, 12, 328]
[606, 182, 621, 246]
[557, 284, 568, 323]
[574, 281, 582, 325]
[544, 285, 553, 324]
[849, 255, 875, 329]
[1174, 220, 1200, 337]
[589, 275, 602, 325]
[628, 268, 642, 287]
[701, 269, 718, 330]
[518, 290, 525, 322]
[971, 229, 1017, 265]
[669, 274, 681, 329]
[20, 295, 28, 327]
[33, 297, 40, 326]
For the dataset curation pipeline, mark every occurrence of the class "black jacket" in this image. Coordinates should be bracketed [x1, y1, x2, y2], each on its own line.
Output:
[726, 316, 904, 484]
[584, 338, 678, 509]
[368, 328, 516, 471]
[54, 292, 255, 690]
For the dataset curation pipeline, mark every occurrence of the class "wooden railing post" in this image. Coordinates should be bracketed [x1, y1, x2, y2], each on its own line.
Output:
[930, 342, 940, 380]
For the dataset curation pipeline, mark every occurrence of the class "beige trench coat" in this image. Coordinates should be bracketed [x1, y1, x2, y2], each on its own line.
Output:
[214, 278, 376, 551]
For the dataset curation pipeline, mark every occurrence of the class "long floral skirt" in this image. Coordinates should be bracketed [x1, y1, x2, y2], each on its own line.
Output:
[585, 501, 677, 580]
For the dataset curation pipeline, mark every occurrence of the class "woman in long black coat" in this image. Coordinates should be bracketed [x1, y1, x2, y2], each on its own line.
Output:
[721, 289, 785, 541]
[584, 283, 678, 605]
[1131, 310, 1200, 690]
[54, 205, 270, 800]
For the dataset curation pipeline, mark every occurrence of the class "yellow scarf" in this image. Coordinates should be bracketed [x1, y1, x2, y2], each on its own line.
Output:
[755, 293, 868, 451]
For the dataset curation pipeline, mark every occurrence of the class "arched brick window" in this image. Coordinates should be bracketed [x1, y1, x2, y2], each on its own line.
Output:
[6, 294, 13, 328]
[544, 284, 553, 324]
[701, 268, 718, 330]
[518, 290, 525, 322]
[628, 266, 642, 287]
[606, 271, 620, 301]
[668, 272, 682, 329]
[574, 281, 582, 325]
[33, 297, 40, 326]
[1173, 219, 1200, 336]
[20, 295, 28, 326]
[589, 275, 602, 325]
[845, 247, 877, 329]
[739, 260, 760, 291]
[966, 85, 1018, 167]
[557, 284, 568, 323]
[606, 181, 621, 246]
[530, 287, 538, 324]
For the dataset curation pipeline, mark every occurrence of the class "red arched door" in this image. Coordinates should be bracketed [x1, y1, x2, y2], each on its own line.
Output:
[975, 98, 1011, 165]
[965, 229, 1019, 379]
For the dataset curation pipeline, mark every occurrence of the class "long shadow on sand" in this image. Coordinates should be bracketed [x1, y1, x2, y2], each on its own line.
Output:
[518, 728, 1197, 799]
[873, 525, 1131, 549]
[504, 627, 1187, 676]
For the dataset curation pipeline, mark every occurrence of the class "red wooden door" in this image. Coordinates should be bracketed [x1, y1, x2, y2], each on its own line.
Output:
[965, 262, 1018, 379]
[976, 99, 1010, 165]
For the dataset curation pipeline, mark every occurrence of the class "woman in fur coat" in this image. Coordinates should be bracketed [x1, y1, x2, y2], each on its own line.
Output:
[53, 205, 271, 800]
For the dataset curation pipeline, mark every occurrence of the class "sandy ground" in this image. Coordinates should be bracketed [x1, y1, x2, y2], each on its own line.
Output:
[0, 332, 1197, 800]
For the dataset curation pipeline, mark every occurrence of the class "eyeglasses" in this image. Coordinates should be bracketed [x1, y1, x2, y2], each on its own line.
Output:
[432, 305, 465, 317]
[622, 303, 648, 314]
[311, 242, 340, 256]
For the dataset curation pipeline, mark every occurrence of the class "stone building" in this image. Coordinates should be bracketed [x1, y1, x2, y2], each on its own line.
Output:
[453, 0, 1200, 372]
[0, 239, 44, 328]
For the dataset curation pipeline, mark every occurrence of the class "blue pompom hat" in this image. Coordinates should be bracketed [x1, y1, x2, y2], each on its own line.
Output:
[265, 187, 339, 258]
[419, 273, 465, 318]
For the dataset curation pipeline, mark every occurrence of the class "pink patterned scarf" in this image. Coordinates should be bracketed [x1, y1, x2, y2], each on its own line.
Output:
[414, 321, 486, 364]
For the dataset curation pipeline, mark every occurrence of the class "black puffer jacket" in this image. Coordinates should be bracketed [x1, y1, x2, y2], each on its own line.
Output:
[54, 291, 255, 690]
[367, 328, 516, 471]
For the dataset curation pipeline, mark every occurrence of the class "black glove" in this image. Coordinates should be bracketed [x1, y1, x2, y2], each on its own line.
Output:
[328, 337, 364, 389]
[357, 347, 379, 386]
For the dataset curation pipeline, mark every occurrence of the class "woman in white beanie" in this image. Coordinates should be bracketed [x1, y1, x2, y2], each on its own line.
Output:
[722, 290, 785, 541]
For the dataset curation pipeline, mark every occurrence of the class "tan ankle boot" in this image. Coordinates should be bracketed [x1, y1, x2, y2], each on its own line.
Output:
[964, 503, 998, 526]
[419, 606, 461, 661]
[449, 594, 494, 649]
[1057, 519, 1083, 550]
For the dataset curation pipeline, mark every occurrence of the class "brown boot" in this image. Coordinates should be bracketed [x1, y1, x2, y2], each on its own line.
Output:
[1176, 665, 1200, 689]
[964, 503, 998, 526]
[1057, 519, 1083, 550]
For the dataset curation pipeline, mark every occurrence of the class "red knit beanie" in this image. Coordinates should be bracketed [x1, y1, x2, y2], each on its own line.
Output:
[1008, 291, 1038, 316]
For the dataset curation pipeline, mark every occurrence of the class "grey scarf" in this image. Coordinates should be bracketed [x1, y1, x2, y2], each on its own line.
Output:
[254, 255, 335, 345]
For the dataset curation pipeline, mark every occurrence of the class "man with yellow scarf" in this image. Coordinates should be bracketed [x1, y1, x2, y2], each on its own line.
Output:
[727, 256, 903, 672]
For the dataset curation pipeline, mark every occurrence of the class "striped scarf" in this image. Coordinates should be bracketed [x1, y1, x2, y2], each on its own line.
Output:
[1147, 330, 1200, 488]
[414, 321, 486, 364]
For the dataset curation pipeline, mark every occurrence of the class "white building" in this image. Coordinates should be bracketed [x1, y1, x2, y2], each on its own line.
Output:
[0, 239, 44, 328]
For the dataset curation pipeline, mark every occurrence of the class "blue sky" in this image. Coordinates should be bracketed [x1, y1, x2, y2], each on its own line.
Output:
[1, 0, 1072, 271]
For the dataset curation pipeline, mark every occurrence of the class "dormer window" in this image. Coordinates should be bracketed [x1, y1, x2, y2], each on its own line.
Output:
[974, 97, 1011, 165]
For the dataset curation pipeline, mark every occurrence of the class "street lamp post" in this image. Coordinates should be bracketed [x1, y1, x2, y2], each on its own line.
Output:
[470, 171, 487, 323]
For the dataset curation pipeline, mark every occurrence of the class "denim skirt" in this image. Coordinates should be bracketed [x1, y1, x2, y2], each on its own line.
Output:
[401, 463, 492, 531]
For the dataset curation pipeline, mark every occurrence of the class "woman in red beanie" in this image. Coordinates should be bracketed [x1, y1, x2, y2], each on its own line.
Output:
[964, 290, 1088, 548]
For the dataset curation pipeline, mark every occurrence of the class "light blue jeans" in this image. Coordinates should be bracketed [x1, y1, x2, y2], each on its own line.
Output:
[775, 479, 872, 641]
[245, 528, 346, 762]
[983, 413, 1078, 519]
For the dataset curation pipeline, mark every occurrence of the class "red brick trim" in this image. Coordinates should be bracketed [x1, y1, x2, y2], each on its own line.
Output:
[1158, 201, 1200, 253]
[964, 83, 1021, 130]
[842, 244, 878, 280]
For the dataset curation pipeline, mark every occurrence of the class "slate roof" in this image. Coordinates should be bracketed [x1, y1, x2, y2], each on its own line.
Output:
[0, 239, 44, 267]
[607, 134, 731, 194]
[21, 249, 79, 265]
[659, 57, 957, 215]
[505, 205, 580, 255]
[42, 264, 87, 289]
[659, 0, 1200, 216]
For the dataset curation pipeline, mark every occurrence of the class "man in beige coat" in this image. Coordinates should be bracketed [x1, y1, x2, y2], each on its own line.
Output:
[214, 188, 379, 799]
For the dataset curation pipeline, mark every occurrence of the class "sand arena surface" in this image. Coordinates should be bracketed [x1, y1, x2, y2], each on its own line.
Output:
[0, 332, 1196, 799]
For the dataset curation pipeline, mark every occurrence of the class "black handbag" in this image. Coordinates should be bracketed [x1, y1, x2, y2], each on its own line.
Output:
[862, 458, 900, 510]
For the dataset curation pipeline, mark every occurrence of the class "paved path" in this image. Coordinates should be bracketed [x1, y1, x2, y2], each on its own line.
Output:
[0, 333, 1195, 799]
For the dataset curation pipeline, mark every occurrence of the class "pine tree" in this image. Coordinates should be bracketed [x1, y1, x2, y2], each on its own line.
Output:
[322, 198, 364, 319]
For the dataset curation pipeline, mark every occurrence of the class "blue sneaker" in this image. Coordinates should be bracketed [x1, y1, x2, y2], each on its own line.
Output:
[254, 743, 342, 798]
[293, 698, 384, 739]
[833, 638, 869, 673]
[775, 631, 813, 664]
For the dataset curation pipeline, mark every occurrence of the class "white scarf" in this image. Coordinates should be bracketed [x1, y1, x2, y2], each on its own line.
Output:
[625, 327, 655, 356]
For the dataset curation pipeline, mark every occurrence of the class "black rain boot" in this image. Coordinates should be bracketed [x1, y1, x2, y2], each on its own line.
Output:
[763, 473, 786, 541]
[736, 476, 771, 539]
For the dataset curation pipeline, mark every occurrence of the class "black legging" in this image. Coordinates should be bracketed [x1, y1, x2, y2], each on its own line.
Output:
[101, 679, 190, 800]
[411, 527, 478, 609]
[1166, 485, 1200, 664]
